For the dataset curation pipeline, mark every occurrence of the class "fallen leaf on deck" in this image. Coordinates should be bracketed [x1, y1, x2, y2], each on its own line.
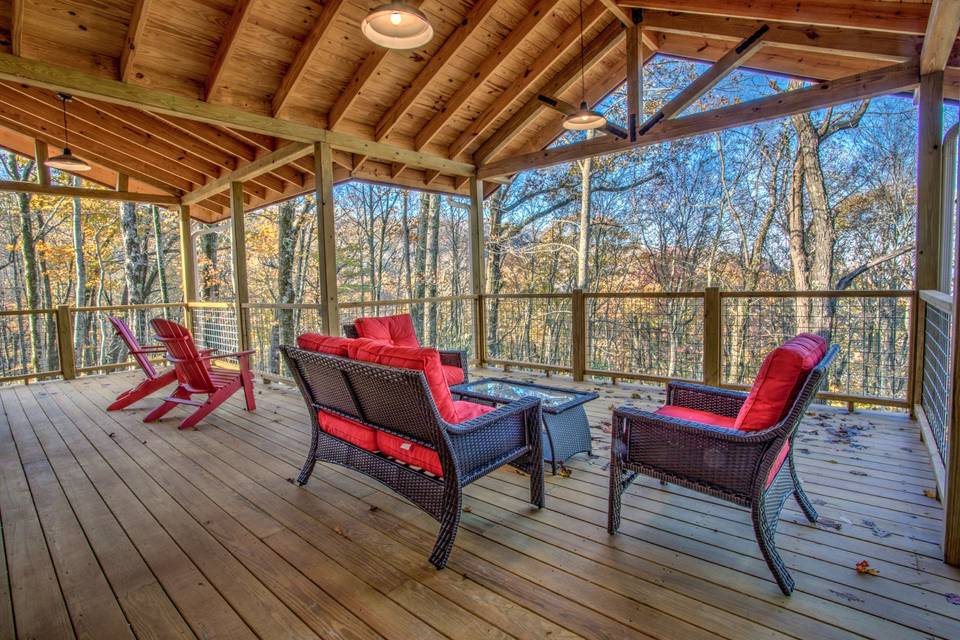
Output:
[462, 506, 472, 513]
[849, 470, 868, 477]
[818, 517, 842, 531]
[923, 488, 938, 499]
[855, 560, 879, 576]
[558, 465, 572, 478]
[830, 590, 864, 603]
[946, 593, 960, 605]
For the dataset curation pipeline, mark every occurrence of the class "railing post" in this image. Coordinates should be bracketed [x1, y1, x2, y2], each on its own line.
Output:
[474, 294, 486, 366]
[315, 142, 340, 335]
[229, 182, 251, 351]
[572, 289, 586, 381]
[468, 177, 486, 365]
[179, 205, 197, 333]
[703, 287, 722, 386]
[56, 305, 76, 380]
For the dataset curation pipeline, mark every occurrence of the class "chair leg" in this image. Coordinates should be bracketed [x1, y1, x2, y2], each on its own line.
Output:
[143, 387, 189, 423]
[108, 370, 177, 411]
[428, 490, 462, 570]
[241, 369, 256, 411]
[297, 425, 321, 486]
[752, 503, 795, 595]
[789, 454, 819, 523]
[178, 382, 239, 430]
[608, 473, 623, 534]
[529, 449, 545, 509]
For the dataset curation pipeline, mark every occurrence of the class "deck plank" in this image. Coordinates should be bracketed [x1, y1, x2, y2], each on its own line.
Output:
[2, 369, 960, 640]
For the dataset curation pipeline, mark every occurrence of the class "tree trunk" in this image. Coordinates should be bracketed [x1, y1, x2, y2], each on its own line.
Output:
[120, 201, 150, 338]
[426, 194, 440, 346]
[274, 199, 297, 373]
[576, 132, 594, 290]
[16, 191, 43, 372]
[71, 187, 90, 365]
[151, 205, 170, 318]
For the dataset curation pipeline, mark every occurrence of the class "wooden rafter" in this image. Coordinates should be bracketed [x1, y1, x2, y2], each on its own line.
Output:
[327, 49, 391, 131]
[121, 0, 154, 82]
[414, 0, 563, 152]
[615, 0, 931, 34]
[626, 14, 643, 136]
[599, 0, 657, 49]
[182, 142, 312, 205]
[451, 0, 610, 160]
[921, 0, 960, 74]
[473, 17, 625, 164]
[272, 0, 347, 116]
[478, 59, 920, 177]
[206, 0, 257, 101]
[0, 180, 180, 205]
[11, 0, 24, 57]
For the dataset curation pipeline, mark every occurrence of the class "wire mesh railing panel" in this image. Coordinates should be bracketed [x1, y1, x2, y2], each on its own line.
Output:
[247, 304, 326, 377]
[484, 295, 572, 370]
[0, 310, 59, 382]
[586, 295, 704, 381]
[921, 303, 952, 465]
[72, 305, 184, 374]
[722, 294, 912, 401]
[190, 305, 239, 355]
[338, 297, 474, 355]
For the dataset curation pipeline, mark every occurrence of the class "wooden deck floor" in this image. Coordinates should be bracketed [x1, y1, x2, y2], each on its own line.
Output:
[2, 368, 959, 640]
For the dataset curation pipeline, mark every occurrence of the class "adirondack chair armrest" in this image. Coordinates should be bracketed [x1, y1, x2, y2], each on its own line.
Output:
[130, 346, 167, 354]
[199, 349, 255, 360]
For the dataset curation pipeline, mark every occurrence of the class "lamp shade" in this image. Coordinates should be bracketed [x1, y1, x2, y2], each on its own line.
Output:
[361, 3, 433, 50]
[45, 147, 91, 171]
[562, 102, 607, 131]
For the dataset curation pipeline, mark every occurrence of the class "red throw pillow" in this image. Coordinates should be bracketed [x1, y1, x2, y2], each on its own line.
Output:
[351, 340, 458, 422]
[297, 333, 355, 357]
[354, 314, 420, 348]
[734, 333, 827, 431]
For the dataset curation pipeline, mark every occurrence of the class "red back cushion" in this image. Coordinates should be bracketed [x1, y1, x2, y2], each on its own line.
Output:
[351, 340, 458, 422]
[735, 333, 827, 431]
[354, 314, 420, 348]
[297, 333, 354, 357]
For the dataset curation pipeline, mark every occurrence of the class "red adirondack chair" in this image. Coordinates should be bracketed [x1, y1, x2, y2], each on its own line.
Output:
[144, 318, 256, 430]
[107, 316, 178, 411]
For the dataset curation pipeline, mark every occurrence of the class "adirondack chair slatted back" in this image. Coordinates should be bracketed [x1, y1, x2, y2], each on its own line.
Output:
[151, 318, 215, 393]
[109, 316, 158, 378]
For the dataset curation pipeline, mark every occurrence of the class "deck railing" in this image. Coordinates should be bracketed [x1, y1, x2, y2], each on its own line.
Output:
[0, 289, 921, 411]
[916, 290, 955, 496]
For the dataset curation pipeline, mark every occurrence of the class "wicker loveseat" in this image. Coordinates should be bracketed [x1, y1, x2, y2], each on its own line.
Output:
[281, 335, 543, 569]
[342, 313, 469, 384]
[608, 334, 838, 594]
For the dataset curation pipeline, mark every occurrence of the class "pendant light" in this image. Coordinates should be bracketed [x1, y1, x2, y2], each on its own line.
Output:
[563, 0, 606, 131]
[362, 2, 434, 50]
[46, 93, 91, 172]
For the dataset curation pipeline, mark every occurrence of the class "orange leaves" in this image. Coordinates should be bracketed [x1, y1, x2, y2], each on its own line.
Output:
[855, 560, 879, 576]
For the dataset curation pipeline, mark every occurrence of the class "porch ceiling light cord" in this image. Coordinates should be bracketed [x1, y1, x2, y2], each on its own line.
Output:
[362, 2, 434, 50]
[563, 0, 607, 131]
[45, 93, 91, 172]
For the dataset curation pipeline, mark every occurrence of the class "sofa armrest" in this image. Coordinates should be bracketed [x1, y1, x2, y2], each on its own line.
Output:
[666, 381, 748, 419]
[446, 396, 541, 479]
[438, 349, 469, 383]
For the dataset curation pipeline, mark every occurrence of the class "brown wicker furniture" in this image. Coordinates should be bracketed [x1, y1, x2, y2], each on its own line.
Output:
[608, 338, 838, 595]
[342, 313, 469, 384]
[281, 344, 544, 569]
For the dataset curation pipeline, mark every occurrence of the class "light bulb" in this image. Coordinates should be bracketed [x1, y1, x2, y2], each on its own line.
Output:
[390, 11, 402, 25]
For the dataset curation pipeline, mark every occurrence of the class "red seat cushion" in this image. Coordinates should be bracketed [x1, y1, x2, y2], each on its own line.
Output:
[441, 364, 466, 386]
[297, 333, 355, 357]
[351, 340, 459, 423]
[655, 405, 736, 429]
[317, 411, 378, 451]
[766, 441, 790, 489]
[735, 334, 827, 431]
[453, 399, 495, 423]
[354, 314, 421, 348]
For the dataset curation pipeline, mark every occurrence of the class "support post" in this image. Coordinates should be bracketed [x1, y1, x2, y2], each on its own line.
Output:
[315, 142, 339, 335]
[571, 288, 586, 381]
[946, 177, 960, 565]
[229, 181, 251, 351]
[34, 139, 49, 186]
[626, 10, 644, 140]
[703, 286, 722, 386]
[56, 304, 75, 380]
[179, 205, 197, 332]
[468, 176, 486, 365]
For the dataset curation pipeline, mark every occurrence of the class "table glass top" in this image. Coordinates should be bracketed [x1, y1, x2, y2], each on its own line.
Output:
[459, 380, 582, 409]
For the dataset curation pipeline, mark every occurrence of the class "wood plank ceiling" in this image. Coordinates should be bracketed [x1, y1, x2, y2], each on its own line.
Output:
[0, 0, 950, 222]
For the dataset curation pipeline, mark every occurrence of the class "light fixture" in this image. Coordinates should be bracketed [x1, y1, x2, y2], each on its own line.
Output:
[46, 93, 91, 172]
[361, 3, 433, 50]
[563, 0, 606, 132]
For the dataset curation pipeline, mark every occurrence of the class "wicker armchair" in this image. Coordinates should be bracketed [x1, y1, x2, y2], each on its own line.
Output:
[608, 344, 838, 595]
[342, 321, 470, 383]
[281, 345, 543, 569]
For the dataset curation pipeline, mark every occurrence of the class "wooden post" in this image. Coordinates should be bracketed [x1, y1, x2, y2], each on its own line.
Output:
[116, 173, 129, 192]
[55, 305, 76, 380]
[703, 286, 722, 386]
[945, 121, 960, 566]
[571, 288, 586, 381]
[229, 181, 251, 351]
[34, 139, 49, 186]
[314, 142, 339, 335]
[468, 176, 486, 365]
[179, 205, 196, 332]
[626, 10, 644, 140]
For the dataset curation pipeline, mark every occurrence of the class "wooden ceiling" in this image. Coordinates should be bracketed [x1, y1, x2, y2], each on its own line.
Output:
[0, 0, 952, 222]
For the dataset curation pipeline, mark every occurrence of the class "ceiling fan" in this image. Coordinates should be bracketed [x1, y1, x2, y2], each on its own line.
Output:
[537, 95, 628, 139]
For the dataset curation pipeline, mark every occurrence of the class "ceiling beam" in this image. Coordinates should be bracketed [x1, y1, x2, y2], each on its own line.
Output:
[272, 0, 347, 116]
[120, 0, 154, 82]
[0, 52, 474, 176]
[206, 0, 257, 101]
[473, 18, 625, 164]
[626, 15, 643, 136]
[921, 0, 960, 74]
[182, 142, 312, 205]
[599, 0, 657, 49]
[327, 49, 391, 131]
[450, 0, 609, 160]
[0, 180, 181, 205]
[415, 0, 563, 152]
[616, 1, 930, 35]
[11, 0, 24, 56]
[479, 59, 920, 177]
[374, 0, 499, 143]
